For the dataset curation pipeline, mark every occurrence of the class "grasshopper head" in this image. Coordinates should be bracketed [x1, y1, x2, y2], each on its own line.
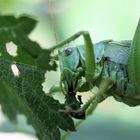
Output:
[58, 44, 102, 93]
[58, 47, 83, 94]
[58, 47, 85, 111]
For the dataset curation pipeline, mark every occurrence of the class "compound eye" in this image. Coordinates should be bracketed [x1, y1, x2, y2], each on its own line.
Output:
[63, 48, 72, 56]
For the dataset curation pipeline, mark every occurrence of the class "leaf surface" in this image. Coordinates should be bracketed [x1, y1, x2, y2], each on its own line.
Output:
[0, 15, 75, 140]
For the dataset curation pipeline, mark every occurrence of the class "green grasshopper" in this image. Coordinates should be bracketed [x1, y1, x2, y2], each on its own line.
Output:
[50, 19, 140, 119]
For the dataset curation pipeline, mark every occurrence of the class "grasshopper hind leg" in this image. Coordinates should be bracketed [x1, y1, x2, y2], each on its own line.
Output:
[128, 19, 140, 91]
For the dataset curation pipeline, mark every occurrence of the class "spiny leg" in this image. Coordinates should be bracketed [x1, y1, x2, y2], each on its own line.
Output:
[61, 79, 113, 140]
[59, 78, 113, 118]
[81, 78, 113, 115]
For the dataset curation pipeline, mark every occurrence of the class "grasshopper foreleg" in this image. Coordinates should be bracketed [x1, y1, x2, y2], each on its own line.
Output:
[59, 78, 113, 118]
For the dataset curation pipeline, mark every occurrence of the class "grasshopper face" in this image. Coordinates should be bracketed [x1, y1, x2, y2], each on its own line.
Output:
[58, 47, 85, 112]
[58, 47, 83, 94]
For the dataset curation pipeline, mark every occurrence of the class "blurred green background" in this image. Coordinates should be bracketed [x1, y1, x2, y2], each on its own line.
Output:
[0, 0, 140, 140]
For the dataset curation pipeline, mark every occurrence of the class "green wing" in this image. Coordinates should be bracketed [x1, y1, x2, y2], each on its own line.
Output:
[104, 40, 131, 65]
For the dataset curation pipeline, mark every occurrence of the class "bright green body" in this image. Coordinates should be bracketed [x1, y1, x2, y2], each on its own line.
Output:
[95, 41, 140, 106]
[50, 20, 140, 118]
[58, 40, 140, 107]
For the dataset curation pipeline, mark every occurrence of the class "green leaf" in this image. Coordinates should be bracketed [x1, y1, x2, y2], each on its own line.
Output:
[0, 15, 75, 140]
[0, 15, 37, 35]
[0, 19, 41, 66]
[36, 50, 57, 71]
[0, 56, 75, 140]
[0, 15, 57, 71]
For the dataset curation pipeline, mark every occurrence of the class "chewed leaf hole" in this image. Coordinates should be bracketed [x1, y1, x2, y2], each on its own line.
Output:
[11, 64, 20, 77]
[6, 41, 18, 57]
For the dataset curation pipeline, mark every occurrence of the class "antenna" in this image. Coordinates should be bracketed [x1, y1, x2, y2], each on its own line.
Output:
[49, 0, 58, 45]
